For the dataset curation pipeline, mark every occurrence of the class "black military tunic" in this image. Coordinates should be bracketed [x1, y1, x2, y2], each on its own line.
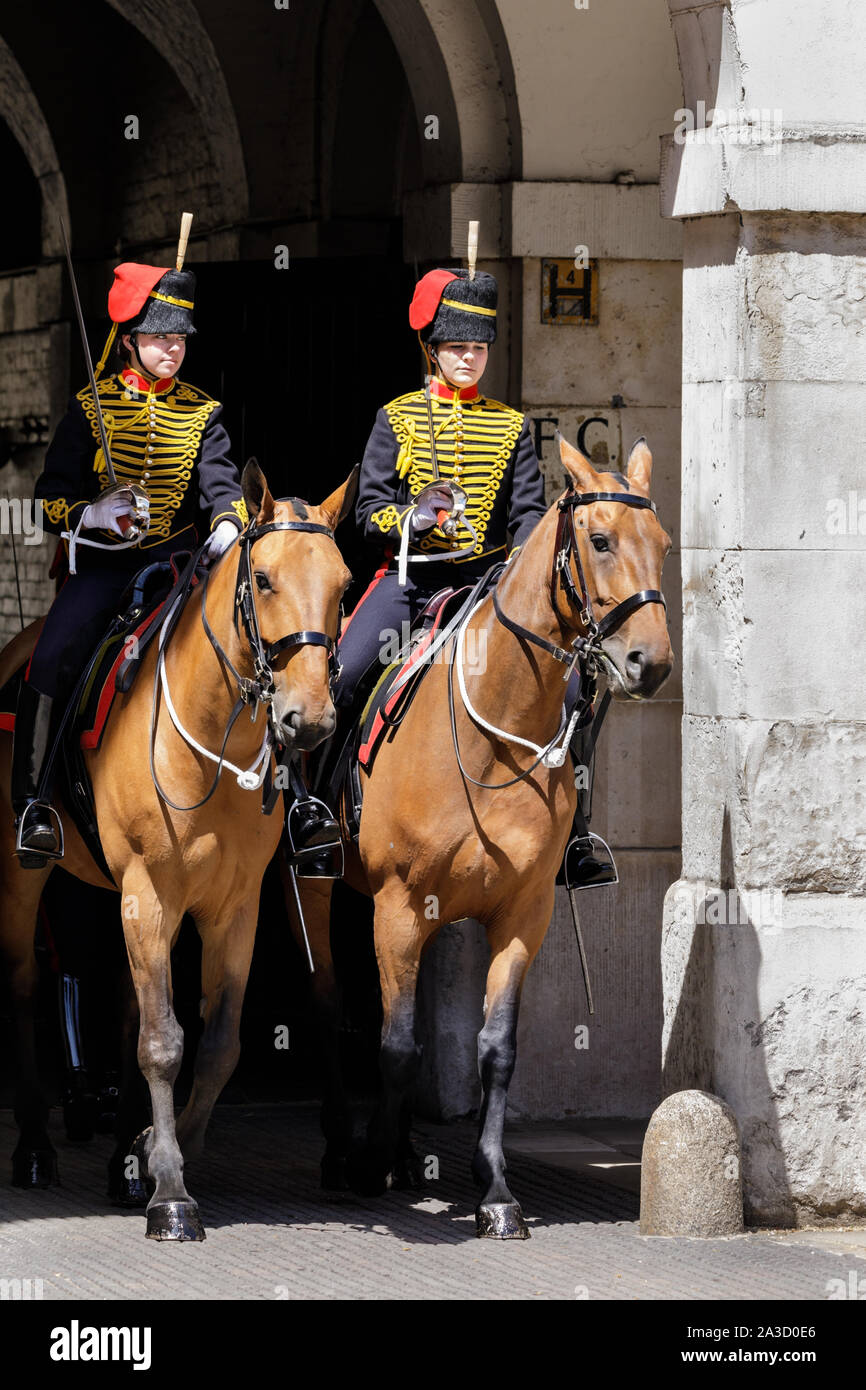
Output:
[356, 381, 546, 573]
[38, 367, 247, 557]
[29, 366, 247, 699]
[336, 379, 547, 707]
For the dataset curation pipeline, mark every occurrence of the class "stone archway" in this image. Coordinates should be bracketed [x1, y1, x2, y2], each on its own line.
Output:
[0, 34, 69, 260]
[372, 0, 518, 184]
[103, 0, 249, 227]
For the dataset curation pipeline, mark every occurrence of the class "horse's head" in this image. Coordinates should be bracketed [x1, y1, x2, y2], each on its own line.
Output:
[237, 460, 356, 749]
[557, 433, 673, 699]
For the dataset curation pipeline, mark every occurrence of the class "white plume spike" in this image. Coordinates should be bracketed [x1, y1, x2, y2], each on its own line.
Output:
[176, 212, 194, 271]
[467, 220, 479, 280]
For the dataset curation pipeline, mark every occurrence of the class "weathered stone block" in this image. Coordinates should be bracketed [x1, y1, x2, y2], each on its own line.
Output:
[662, 880, 866, 1226]
[640, 1089, 743, 1236]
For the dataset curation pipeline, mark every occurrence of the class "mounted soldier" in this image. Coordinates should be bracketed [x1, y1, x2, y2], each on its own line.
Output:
[301, 234, 615, 888]
[12, 215, 248, 866]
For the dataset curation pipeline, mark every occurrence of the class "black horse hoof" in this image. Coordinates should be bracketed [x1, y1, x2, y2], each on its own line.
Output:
[62, 1094, 96, 1143]
[391, 1147, 423, 1192]
[145, 1200, 206, 1241]
[107, 1162, 150, 1208]
[320, 1154, 350, 1191]
[475, 1201, 530, 1240]
[129, 1126, 152, 1174]
[11, 1146, 59, 1189]
[345, 1147, 390, 1198]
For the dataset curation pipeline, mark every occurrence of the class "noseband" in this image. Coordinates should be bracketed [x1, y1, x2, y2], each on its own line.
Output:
[493, 487, 666, 680]
[201, 518, 341, 722]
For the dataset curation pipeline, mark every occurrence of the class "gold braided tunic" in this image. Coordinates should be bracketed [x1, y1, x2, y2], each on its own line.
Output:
[37, 368, 247, 557]
[357, 382, 546, 572]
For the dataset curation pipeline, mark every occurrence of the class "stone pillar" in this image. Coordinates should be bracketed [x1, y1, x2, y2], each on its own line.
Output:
[661, 0, 866, 1225]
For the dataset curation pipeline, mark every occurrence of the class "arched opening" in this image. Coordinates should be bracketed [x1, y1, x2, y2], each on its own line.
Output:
[0, 118, 41, 271]
[191, 0, 423, 589]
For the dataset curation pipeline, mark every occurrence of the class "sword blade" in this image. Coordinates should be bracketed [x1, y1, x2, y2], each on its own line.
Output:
[59, 218, 117, 486]
[424, 376, 441, 482]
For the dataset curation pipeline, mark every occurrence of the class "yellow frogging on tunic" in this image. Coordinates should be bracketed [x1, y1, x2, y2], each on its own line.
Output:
[370, 388, 523, 558]
[76, 374, 220, 548]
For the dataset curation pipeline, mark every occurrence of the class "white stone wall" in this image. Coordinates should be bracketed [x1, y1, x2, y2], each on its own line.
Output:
[661, 0, 866, 1224]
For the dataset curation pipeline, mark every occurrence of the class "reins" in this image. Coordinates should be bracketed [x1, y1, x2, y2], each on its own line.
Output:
[149, 517, 339, 813]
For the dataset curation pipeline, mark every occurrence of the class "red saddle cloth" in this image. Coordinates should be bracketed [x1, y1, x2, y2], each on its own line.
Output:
[0, 557, 196, 750]
[357, 585, 467, 771]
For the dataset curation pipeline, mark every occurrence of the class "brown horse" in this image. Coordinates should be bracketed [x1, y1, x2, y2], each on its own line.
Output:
[0, 461, 355, 1240]
[297, 434, 673, 1237]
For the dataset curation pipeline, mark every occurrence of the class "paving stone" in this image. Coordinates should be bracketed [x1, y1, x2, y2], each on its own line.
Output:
[0, 1106, 863, 1301]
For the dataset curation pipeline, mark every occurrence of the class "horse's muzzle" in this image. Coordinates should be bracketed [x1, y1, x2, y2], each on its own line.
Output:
[622, 646, 673, 699]
[277, 704, 337, 751]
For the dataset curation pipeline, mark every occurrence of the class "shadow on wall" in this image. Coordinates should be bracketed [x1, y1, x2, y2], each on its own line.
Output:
[661, 808, 793, 1226]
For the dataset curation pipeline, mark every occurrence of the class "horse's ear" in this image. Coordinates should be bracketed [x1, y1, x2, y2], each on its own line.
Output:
[241, 457, 275, 523]
[557, 430, 597, 492]
[318, 465, 359, 531]
[626, 436, 653, 495]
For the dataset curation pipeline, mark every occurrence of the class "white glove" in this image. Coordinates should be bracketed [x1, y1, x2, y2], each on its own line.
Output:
[81, 492, 140, 535]
[410, 484, 456, 535]
[203, 519, 240, 562]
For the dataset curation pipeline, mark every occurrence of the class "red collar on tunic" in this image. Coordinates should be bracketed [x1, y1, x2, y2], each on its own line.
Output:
[120, 366, 176, 395]
[427, 378, 480, 403]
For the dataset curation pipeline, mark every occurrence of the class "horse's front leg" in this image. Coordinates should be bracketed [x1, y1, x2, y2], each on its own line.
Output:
[121, 867, 203, 1241]
[473, 890, 553, 1240]
[174, 900, 259, 1164]
[347, 889, 425, 1196]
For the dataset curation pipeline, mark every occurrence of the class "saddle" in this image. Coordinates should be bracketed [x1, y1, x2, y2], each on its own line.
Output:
[0, 552, 202, 879]
[312, 563, 505, 841]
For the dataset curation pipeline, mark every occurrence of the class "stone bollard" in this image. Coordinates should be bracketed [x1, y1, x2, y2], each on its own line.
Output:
[640, 1089, 744, 1237]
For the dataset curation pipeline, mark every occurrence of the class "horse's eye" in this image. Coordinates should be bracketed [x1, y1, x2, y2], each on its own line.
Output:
[255, 571, 271, 592]
[590, 534, 610, 553]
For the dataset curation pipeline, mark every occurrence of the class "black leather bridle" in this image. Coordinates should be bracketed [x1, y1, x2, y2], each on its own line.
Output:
[201, 518, 341, 721]
[492, 488, 666, 681]
[446, 487, 667, 794]
[150, 517, 341, 813]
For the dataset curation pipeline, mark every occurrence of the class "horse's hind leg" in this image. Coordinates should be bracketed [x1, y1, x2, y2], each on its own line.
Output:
[174, 902, 259, 1163]
[287, 868, 353, 1189]
[121, 867, 203, 1240]
[0, 860, 57, 1187]
[107, 964, 149, 1206]
[473, 892, 553, 1240]
[347, 889, 424, 1196]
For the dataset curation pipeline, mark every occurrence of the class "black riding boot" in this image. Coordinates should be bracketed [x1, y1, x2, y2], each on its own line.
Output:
[285, 760, 342, 879]
[556, 718, 617, 890]
[11, 683, 62, 868]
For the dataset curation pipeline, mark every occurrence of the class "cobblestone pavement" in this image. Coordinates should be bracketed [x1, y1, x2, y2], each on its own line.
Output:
[0, 1105, 864, 1301]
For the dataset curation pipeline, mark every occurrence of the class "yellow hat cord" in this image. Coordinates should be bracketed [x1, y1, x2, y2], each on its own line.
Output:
[94, 320, 119, 380]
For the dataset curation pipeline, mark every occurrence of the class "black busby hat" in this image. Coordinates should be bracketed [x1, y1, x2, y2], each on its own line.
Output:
[410, 267, 497, 345]
[120, 268, 197, 338]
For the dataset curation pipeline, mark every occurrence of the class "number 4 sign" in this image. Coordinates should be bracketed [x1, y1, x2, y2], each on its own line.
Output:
[541, 258, 599, 325]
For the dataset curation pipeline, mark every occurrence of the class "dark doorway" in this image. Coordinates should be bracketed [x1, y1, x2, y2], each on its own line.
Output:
[189, 251, 419, 594]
